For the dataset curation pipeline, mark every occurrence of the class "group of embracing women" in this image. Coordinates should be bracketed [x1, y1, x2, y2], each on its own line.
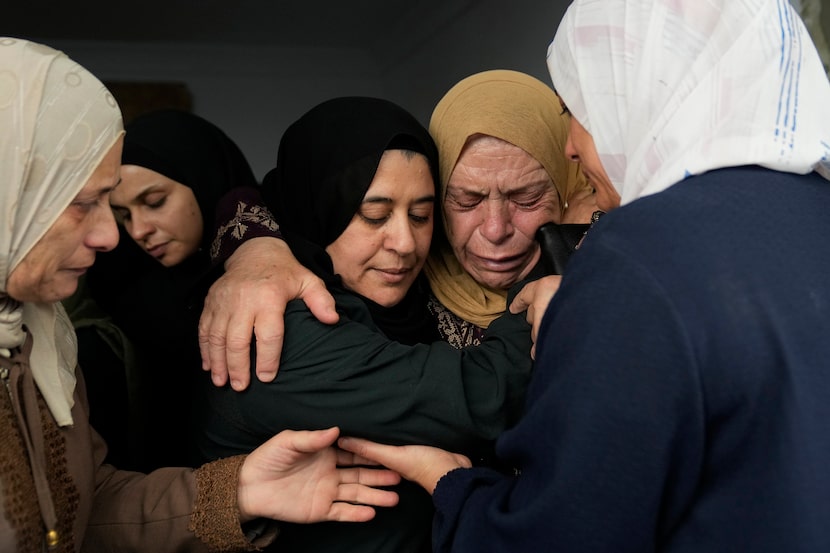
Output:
[2, 0, 830, 552]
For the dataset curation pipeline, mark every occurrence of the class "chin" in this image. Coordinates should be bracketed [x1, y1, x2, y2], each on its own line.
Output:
[50, 279, 81, 303]
[466, 268, 521, 291]
[367, 289, 409, 308]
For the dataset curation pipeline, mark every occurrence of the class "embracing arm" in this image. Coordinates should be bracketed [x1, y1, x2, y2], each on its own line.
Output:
[200, 186, 338, 390]
[199, 289, 534, 463]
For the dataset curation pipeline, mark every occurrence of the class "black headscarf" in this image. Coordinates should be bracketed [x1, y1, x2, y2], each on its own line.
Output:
[77, 110, 260, 469]
[84, 109, 258, 368]
[88, 109, 260, 320]
[120, 109, 258, 250]
[261, 97, 441, 345]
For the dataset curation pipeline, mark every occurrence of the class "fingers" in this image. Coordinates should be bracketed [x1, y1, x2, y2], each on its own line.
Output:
[335, 481, 400, 509]
[508, 284, 532, 314]
[301, 276, 340, 325]
[250, 306, 284, 384]
[285, 427, 341, 453]
[335, 448, 380, 467]
[198, 305, 219, 376]
[326, 479, 401, 522]
[336, 466, 401, 488]
[222, 308, 256, 391]
[201, 307, 235, 388]
[337, 437, 402, 470]
[327, 503, 378, 523]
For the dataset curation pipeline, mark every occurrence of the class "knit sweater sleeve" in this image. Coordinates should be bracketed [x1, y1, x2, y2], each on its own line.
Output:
[78, 370, 277, 552]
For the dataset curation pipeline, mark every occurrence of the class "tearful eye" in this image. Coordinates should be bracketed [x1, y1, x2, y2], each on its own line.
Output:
[448, 193, 484, 210]
[513, 199, 540, 209]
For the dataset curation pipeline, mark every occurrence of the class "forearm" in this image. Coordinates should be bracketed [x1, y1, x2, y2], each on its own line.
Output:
[86, 445, 274, 552]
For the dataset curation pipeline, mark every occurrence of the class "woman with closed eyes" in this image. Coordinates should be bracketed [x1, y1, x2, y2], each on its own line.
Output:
[65, 109, 270, 471]
[195, 96, 538, 553]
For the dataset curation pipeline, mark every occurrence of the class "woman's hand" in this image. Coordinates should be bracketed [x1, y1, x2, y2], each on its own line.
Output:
[508, 275, 562, 358]
[199, 237, 339, 390]
[337, 437, 471, 495]
[237, 427, 400, 524]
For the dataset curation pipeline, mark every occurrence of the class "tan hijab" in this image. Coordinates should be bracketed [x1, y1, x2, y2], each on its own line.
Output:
[0, 38, 124, 426]
[425, 69, 590, 328]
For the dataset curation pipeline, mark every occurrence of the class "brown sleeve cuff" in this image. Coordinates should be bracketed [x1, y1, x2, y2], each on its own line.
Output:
[189, 455, 279, 552]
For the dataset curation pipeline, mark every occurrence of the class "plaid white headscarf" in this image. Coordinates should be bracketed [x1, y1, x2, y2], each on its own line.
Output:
[548, 0, 830, 206]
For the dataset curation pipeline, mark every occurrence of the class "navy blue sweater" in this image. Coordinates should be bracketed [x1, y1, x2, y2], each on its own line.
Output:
[433, 167, 830, 552]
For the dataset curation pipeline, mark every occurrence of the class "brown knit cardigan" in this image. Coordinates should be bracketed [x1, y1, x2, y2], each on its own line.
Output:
[0, 332, 275, 553]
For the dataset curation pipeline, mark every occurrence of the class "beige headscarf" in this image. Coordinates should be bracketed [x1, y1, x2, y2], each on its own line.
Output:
[0, 37, 124, 426]
[425, 69, 590, 328]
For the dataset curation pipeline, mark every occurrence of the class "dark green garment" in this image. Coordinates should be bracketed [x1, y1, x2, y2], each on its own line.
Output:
[195, 288, 533, 553]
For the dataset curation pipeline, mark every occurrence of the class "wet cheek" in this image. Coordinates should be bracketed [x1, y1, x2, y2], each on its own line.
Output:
[514, 210, 553, 239]
[445, 216, 476, 249]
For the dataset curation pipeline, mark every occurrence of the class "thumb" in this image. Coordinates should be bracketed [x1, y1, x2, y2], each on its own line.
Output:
[508, 291, 531, 314]
[291, 427, 341, 453]
[301, 280, 340, 324]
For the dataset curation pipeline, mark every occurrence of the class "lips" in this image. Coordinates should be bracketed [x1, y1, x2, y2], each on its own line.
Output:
[374, 267, 413, 284]
[65, 266, 91, 275]
[146, 241, 168, 258]
[470, 252, 527, 272]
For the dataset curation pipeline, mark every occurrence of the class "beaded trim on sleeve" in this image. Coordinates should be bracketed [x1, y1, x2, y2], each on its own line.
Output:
[210, 201, 280, 260]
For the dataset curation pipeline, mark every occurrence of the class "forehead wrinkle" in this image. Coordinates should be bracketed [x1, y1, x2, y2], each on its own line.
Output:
[448, 165, 552, 199]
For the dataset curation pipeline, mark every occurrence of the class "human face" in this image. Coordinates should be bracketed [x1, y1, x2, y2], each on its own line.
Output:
[563, 114, 621, 212]
[444, 135, 560, 290]
[110, 165, 203, 267]
[6, 138, 123, 303]
[326, 150, 435, 308]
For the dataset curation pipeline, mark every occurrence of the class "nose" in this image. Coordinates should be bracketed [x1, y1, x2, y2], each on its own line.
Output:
[564, 134, 579, 162]
[127, 211, 154, 243]
[384, 216, 417, 256]
[87, 205, 120, 252]
[479, 199, 514, 245]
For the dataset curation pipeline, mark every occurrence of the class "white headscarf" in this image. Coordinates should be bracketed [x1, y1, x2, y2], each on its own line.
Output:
[0, 37, 123, 426]
[547, 0, 830, 206]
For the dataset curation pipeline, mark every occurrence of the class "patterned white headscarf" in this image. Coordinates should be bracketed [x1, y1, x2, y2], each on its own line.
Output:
[0, 37, 123, 426]
[547, 0, 830, 206]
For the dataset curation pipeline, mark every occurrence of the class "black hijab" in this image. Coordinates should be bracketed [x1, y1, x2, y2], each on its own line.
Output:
[120, 109, 258, 250]
[261, 97, 441, 345]
[75, 110, 260, 469]
[87, 109, 259, 344]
